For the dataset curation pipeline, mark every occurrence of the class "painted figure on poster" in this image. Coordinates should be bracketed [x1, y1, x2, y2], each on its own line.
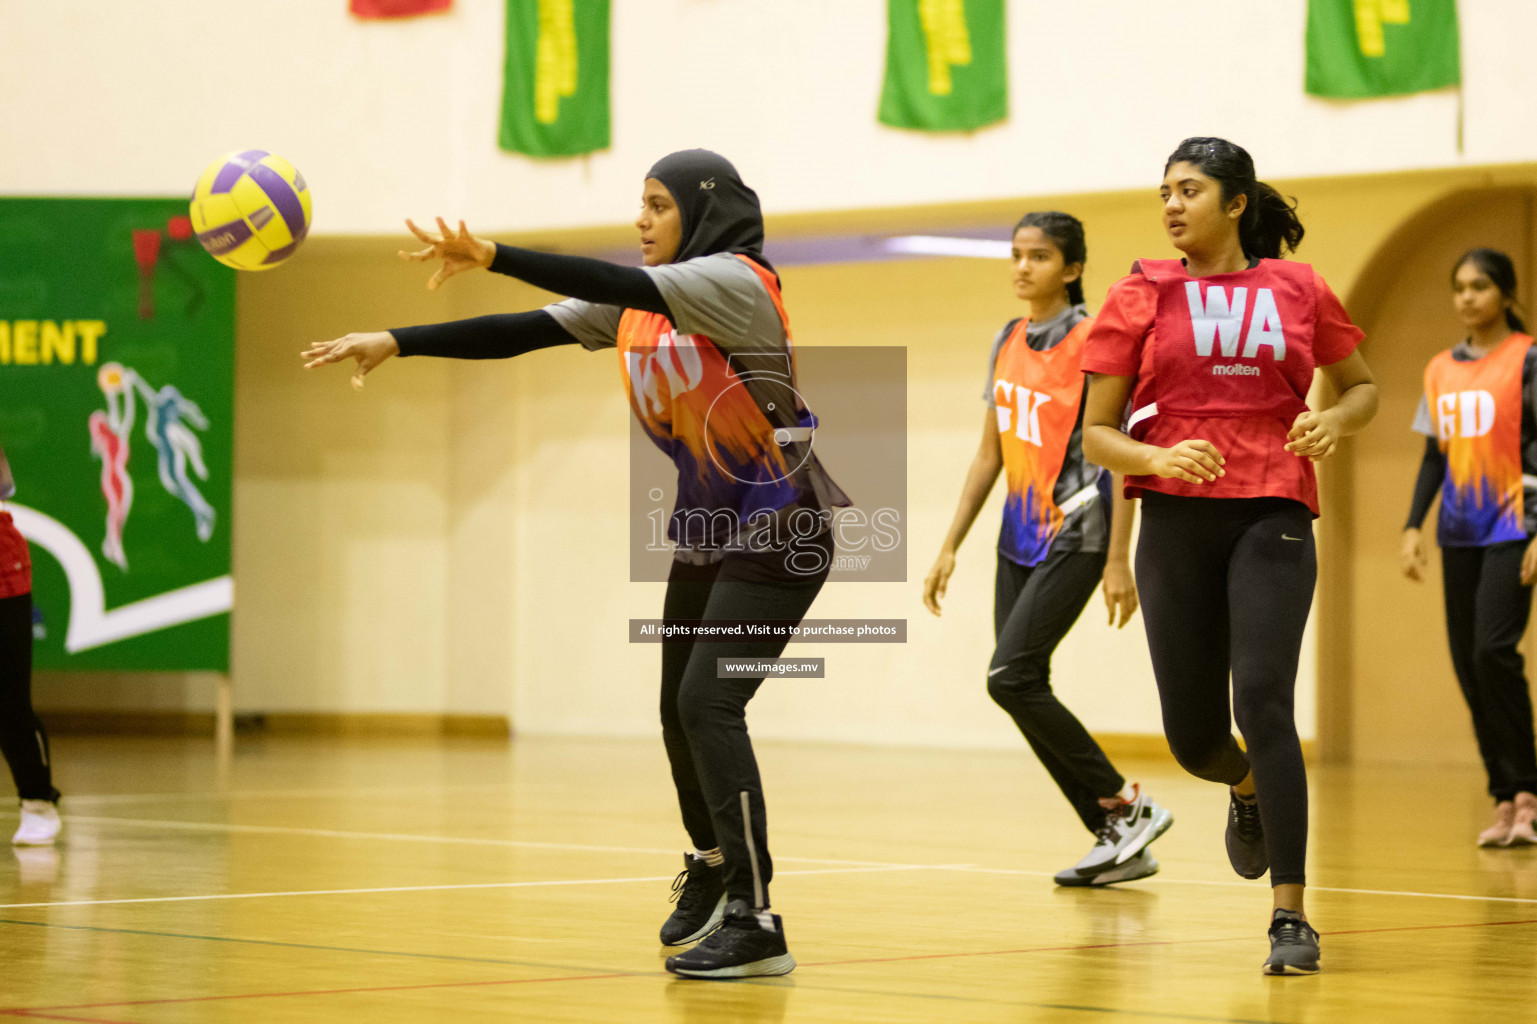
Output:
[133, 375, 216, 542]
[87, 363, 136, 570]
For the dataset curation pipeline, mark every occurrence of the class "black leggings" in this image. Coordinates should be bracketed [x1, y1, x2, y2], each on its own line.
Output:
[0, 593, 56, 802]
[1441, 542, 1537, 801]
[660, 535, 831, 909]
[991, 548, 1124, 832]
[1136, 493, 1314, 888]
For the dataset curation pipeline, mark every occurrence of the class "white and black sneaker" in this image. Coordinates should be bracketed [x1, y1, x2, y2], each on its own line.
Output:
[1055, 850, 1159, 887]
[664, 899, 796, 979]
[1263, 909, 1320, 975]
[1226, 790, 1268, 880]
[659, 853, 727, 946]
[1073, 786, 1174, 877]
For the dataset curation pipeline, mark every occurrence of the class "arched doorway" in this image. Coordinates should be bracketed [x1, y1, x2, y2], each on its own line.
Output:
[1318, 186, 1537, 764]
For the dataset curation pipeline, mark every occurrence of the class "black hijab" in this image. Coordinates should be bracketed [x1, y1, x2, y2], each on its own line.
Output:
[646, 149, 774, 275]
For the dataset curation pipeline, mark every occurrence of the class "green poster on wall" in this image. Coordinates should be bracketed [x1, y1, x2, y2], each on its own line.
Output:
[0, 198, 235, 671]
[499, 0, 611, 158]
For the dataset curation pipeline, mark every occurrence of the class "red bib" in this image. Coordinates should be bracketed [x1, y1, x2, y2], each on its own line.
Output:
[992, 317, 1093, 564]
[0, 512, 31, 600]
[1423, 332, 1533, 546]
[1140, 258, 1317, 421]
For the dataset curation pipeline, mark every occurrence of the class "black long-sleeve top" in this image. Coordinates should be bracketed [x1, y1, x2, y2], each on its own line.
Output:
[391, 244, 671, 359]
[1406, 435, 1445, 530]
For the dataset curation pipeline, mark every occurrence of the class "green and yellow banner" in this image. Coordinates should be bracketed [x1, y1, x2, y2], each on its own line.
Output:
[1305, 0, 1460, 98]
[499, 0, 611, 158]
[0, 198, 235, 671]
[878, 0, 1007, 133]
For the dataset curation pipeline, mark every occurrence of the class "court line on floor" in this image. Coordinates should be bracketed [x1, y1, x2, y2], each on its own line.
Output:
[38, 784, 520, 806]
[1, 1012, 140, 1024]
[13, 916, 1537, 1021]
[43, 814, 1537, 909]
[0, 863, 961, 911]
[50, 814, 914, 868]
[798, 916, 1537, 969]
[947, 865, 1537, 906]
[0, 972, 640, 1018]
[0, 916, 640, 969]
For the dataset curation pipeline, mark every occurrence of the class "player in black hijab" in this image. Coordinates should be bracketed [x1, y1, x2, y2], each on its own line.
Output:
[304, 150, 847, 979]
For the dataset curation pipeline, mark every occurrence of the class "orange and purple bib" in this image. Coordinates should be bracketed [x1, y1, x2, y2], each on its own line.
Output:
[1425, 332, 1534, 546]
[616, 256, 815, 550]
[992, 316, 1097, 566]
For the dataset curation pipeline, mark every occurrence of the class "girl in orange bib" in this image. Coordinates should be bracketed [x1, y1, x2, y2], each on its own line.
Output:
[1401, 248, 1537, 848]
[304, 150, 847, 980]
[924, 212, 1172, 888]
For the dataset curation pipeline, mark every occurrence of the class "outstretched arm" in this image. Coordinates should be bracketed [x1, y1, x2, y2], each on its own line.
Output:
[302, 310, 581, 390]
[400, 218, 670, 316]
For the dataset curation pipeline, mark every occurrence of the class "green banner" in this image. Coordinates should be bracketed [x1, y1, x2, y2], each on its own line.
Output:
[878, 0, 1007, 133]
[0, 198, 235, 671]
[1305, 0, 1460, 98]
[498, 0, 611, 158]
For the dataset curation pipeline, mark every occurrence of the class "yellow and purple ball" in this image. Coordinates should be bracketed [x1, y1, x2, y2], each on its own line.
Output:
[189, 150, 311, 271]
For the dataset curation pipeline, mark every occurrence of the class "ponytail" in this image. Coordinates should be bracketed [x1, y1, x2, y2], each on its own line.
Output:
[1164, 137, 1304, 259]
[1241, 182, 1305, 261]
[1014, 210, 1087, 306]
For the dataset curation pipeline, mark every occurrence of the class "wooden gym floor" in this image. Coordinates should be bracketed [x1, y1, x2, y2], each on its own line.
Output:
[0, 734, 1534, 1022]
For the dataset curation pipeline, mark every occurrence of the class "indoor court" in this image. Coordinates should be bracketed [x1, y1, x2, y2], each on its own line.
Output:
[7, 2, 1537, 1021]
[2, 737, 1535, 1022]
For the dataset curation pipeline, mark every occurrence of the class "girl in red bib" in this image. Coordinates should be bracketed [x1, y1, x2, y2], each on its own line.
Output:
[0, 442, 62, 846]
[924, 212, 1172, 888]
[304, 150, 847, 980]
[1401, 248, 1537, 848]
[1081, 138, 1378, 975]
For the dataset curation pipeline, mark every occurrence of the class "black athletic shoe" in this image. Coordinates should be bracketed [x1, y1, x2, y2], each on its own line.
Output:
[664, 899, 796, 978]
[659, 853, 727, 946]
[1226, 790, 1268, 880]
[1263, 910, 1321, 975]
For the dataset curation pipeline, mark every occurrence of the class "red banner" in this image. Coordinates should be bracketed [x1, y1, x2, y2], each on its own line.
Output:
[350, 0, 451, 18]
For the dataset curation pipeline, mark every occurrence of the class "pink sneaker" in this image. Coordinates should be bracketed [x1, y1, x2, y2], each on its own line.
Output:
[1505, 793, 1537, 847]
[1478, 801, 1515, 848]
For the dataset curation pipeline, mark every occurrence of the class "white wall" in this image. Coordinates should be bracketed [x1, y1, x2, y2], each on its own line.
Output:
[3, 1, 1534, 235]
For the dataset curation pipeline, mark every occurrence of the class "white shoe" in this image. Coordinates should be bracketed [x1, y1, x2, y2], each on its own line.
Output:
[1055, 850, 1159, 887]
[1071, 785, 1174, 878]
[12, 800, 61, 846]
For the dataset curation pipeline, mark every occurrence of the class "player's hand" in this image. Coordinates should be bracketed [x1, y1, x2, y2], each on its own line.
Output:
[1147, 440, 1225, 483]
[923, 549, 956, 616]
[1286, 409, 1341, 461]
[1103, 558, 1139, 628]
[1522, 536, 1537, 586]
[1400, 528, 1427, 582]
[400, 218, 495, 291]
[302, 331, 400, 391]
